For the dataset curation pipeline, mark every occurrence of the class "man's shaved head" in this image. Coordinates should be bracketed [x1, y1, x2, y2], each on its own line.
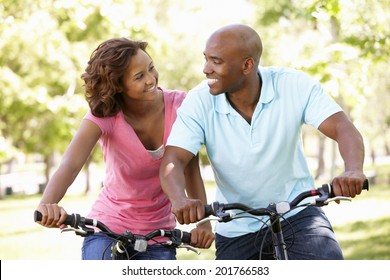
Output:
[207, 24, 263, 67]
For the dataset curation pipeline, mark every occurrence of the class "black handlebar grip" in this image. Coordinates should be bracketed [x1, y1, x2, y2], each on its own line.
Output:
[63, 214, 76, 226]
[204, 204, 214, 217]
[363, 179, 369, 191]
[181, 231, 191, 244]
[34, 210, 43, 222]
[33, 210, 76, 226]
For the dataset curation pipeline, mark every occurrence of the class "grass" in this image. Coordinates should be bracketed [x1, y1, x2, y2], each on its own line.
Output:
[0, 183, 389, 260]
[335, 217, 390, 260]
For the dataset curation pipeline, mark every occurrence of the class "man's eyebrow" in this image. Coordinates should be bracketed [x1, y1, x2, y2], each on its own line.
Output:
[203, 52, 222, 61]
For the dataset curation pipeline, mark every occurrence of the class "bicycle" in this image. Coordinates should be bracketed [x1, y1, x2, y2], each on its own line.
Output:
[199, 179, 369, 260]
[34, 211, 200, 259]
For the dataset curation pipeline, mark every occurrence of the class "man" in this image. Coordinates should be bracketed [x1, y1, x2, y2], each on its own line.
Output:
[160, 24, 366, 259]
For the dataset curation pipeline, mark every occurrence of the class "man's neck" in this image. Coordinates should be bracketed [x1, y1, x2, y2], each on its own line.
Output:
[226, 75, 262, 124]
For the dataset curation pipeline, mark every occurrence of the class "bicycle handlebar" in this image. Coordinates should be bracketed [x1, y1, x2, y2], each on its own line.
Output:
[204, 179, 369, 219]
[34, 210, 192, 245]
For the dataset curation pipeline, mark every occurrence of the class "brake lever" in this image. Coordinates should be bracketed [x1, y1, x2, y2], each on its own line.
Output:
[61, 227, 88, 236]
[178, 244, 201, 255]
[313, 196, 352, 206]
[196, 217, 222, 226]
[196, 212, 236, 226]
[61, 226, 96, 237]
[324, 196, 352, 204]
[162, 240, 201, 255]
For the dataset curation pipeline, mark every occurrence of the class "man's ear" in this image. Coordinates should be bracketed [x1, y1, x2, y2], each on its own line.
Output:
[242, 57, 255, 74]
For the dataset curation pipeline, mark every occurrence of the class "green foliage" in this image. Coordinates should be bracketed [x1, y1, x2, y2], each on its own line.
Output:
[0, 0, 389, 174]
[250, 0, 390, 159]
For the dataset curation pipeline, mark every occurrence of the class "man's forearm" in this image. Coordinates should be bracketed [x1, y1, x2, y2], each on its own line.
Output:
[160, 161, 188, 202]
[184, 155, 208, 204]
[337, 124, 365, 172]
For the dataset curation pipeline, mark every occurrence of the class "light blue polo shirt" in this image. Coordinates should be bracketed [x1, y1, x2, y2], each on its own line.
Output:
[167, 66, 342, 237]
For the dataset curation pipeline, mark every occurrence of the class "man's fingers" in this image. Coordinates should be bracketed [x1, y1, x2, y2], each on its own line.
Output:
[332, 175, 366, 198]
[172, 199, 204, 224]
[173, 209, 184, 224]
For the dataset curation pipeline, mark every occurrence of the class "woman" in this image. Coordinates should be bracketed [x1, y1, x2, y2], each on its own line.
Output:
[35, 38, 214, 260]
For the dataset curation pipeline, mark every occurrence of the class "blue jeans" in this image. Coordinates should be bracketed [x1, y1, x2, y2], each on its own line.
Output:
[81, 233, 176, 260]
[215, 206, 343, 260]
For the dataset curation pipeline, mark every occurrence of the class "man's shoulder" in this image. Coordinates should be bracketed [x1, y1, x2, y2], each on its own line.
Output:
[185, 80, 213, 103]
[260, 66, 316, 90]
[260, 66, 306, 78]
[188, 80, 210, 94]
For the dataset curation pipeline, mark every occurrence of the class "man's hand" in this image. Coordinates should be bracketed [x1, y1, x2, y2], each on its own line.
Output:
[331, 170, 367, 198]
[172, 198, 205, 224]
[190, 222, 214, 249]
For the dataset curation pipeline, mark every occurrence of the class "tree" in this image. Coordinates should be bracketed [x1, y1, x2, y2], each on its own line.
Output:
[250, 0, 390, 178]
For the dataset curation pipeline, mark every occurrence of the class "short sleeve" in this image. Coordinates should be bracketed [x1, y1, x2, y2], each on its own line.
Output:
[83, 110, 116, 135]
[166, 87, 207, 155]
[302, 76, 343, 128]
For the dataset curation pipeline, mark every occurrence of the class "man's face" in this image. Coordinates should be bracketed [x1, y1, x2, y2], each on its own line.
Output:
[203, 34, 246, 96]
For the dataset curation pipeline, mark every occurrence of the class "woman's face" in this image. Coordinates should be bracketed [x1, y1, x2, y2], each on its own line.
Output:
[121, 49, 159, 102]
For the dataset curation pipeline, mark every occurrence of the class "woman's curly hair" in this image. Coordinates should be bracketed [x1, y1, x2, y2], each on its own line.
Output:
[81, 38, 148, 117]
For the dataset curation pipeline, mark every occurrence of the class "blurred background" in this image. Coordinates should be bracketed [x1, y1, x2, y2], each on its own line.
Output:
[0, 0, 389, 260]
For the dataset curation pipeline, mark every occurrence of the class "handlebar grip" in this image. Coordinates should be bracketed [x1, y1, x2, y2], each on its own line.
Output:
[34, 210, 76, 226]
[34, 210, 42, 222]
[362, 179, 369, 191]
[181, 231, 191, 244]
[325, 178, 369, 197]
[204, 204, 214, 217]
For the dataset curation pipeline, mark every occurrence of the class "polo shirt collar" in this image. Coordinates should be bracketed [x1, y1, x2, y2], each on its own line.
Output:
[214, 68, 274, 115]
[215, 93, 232, 115]
[258, 67, 275, 104]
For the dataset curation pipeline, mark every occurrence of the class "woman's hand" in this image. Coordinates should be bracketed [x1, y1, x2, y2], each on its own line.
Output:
[35, 203, 68, 228]
[190, 221, 215, 249]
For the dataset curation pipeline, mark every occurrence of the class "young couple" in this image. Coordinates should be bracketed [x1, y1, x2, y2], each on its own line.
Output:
[36, 24, 366, 260]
